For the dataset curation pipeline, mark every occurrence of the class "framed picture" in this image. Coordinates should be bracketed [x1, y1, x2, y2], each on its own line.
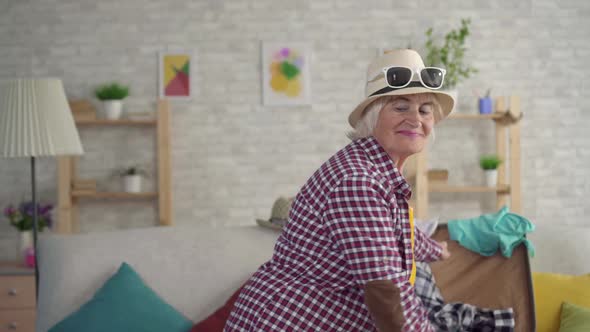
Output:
[158, 51, 193, 100]
[261, 42, 311, 106]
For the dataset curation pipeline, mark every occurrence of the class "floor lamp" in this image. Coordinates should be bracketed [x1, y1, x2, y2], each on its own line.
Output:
[0, 78, 83, 298]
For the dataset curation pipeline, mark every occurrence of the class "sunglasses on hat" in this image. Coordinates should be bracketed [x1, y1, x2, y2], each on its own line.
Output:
[371, 66, 446, 90]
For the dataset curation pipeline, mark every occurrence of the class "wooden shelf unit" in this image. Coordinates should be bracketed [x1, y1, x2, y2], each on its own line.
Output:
[75, 119, 157, 126]
[411, 96, 522, 219]
[71, 191, 159, 199]
[448, 113, 505, 120]
[429, 184, 511, 194]
[56, 99, 173, 233]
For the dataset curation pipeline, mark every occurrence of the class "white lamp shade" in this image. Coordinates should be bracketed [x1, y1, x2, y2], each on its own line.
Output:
[0, 78, 83, 157]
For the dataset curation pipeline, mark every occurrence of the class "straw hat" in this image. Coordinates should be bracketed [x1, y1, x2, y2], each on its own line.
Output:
[256, 196, 294, 230]
[348, 49, 455, 127]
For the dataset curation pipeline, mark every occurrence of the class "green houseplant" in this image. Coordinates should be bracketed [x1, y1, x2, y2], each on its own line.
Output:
[94, 83, 130, 120]
[424, 18, 478, 92]
[479, 155, 502, 170]
[94, 83, 129, 100]
[479, 155, 502, 186]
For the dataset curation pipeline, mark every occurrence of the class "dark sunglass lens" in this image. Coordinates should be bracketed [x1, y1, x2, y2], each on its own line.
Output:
[385, 67, 412, 87]
[420, 68, 444, 88]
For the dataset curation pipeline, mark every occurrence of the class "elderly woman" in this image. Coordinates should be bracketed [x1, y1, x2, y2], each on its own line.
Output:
[225, 49, 454, 332]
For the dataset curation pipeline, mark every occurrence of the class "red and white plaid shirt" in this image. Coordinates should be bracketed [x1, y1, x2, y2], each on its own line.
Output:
[225, 136, 442, 332]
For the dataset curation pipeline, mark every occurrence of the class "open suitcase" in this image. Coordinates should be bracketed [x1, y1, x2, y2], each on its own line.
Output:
[430, 225, 536, 332]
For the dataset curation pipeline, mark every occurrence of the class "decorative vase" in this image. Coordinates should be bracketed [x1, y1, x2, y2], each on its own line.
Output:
[484, 169, 498, 187]
[17, 231, 33, 263]
[123, 174, 142, 193]
[25, 247, 36, 268]
[103, 100, 123, 120]
[479, 97, 493, 114]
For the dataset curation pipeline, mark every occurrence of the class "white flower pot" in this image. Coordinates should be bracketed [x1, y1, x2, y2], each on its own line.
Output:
[123, 174, 142, 193]
[103, 100, 123, 120]
[484, 169, 498, 187]
[17, 231, 33, 261]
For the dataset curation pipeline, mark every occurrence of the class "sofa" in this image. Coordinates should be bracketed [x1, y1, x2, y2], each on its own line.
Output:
[527, 224, 590, 332]
[36, 225, 280, 332]
[36, 223, 590, 332]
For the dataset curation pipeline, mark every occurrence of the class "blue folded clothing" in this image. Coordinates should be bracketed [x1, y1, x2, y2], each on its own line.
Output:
[448, 206, 535, 258]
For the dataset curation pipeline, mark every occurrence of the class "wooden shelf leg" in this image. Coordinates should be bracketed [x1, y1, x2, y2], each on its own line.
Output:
[157, 99, 173, 226]
[57, 157, 73, 234]
[495, 129, 509, 210]
[509, 96, 522, 213]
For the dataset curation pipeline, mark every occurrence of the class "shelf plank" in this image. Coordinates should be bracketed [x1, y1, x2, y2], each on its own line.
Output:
[71, 191, 158, 199]
[448, 113, 504, 120]
[75, 119, 156, 126]
[429, 184, 510, 194]
[0, 262, 35, 275]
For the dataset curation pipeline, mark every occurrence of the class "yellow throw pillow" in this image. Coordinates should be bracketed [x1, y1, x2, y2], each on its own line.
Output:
[533, 273, 590, 332]
[559, 302, 590, 332]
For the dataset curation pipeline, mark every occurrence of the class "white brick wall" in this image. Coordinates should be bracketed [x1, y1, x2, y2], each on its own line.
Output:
[1, 0, 589, 259]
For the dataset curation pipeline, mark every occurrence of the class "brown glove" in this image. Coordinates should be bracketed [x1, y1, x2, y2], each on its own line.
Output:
[364, 280, 405, 332]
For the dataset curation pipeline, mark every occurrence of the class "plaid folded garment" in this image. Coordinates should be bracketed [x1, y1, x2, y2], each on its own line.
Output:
[414, 262, 515, 332]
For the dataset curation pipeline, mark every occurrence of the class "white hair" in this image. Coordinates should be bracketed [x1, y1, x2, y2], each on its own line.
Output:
[346, 97, 390, 141]
[346, 95, 437, 143]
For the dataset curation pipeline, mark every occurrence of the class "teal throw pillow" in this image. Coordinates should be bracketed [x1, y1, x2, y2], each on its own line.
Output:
[49, 262, 192, 332]
[559, 302, 590, 332]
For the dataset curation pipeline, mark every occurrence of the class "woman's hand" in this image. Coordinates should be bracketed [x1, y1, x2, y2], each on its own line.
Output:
[439, 241, 451, 260]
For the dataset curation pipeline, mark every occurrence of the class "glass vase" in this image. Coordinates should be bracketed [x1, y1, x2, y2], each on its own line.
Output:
[17, 230, 33, 263]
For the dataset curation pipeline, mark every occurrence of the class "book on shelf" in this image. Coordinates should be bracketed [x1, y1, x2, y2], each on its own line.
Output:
[71, 189, 97, 195]
[427, 169, 449, 183]
[69, 99, 97, 121]
[72, 179, 97, 191]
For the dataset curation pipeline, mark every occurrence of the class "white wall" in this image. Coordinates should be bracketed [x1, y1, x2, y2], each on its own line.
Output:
[1, 0, 589, 259]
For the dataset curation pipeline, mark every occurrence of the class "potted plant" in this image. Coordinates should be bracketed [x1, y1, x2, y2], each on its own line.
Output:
[424, 18, 478, 101]
[114, 166, 149, 193]
[479, 155, 502, 186]
[3, 201, 53, 265]
[94, 83, 130, 120]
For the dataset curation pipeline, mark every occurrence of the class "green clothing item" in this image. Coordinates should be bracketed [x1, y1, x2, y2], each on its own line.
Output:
[448, 206, 535, 257]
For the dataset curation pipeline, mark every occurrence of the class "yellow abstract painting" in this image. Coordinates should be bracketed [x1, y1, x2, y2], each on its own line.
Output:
[159, 52, 191, 99]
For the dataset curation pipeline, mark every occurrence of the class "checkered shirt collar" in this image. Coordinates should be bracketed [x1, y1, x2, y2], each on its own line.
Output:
[356, 136, 412, 201]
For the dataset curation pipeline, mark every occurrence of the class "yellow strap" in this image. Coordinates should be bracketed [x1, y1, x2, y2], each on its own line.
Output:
[409, 207, 416, 286]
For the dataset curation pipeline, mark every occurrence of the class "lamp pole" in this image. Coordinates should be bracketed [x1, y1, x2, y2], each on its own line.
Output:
[0, 78, 84, 301]
[30, 156, 39, 299]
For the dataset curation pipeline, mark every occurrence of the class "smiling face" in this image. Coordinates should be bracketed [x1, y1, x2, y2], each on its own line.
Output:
[372, 93, 437, 167]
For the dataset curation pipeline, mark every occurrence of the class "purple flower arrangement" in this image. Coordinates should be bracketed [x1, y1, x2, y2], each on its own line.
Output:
[3, 201, 53, 232]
